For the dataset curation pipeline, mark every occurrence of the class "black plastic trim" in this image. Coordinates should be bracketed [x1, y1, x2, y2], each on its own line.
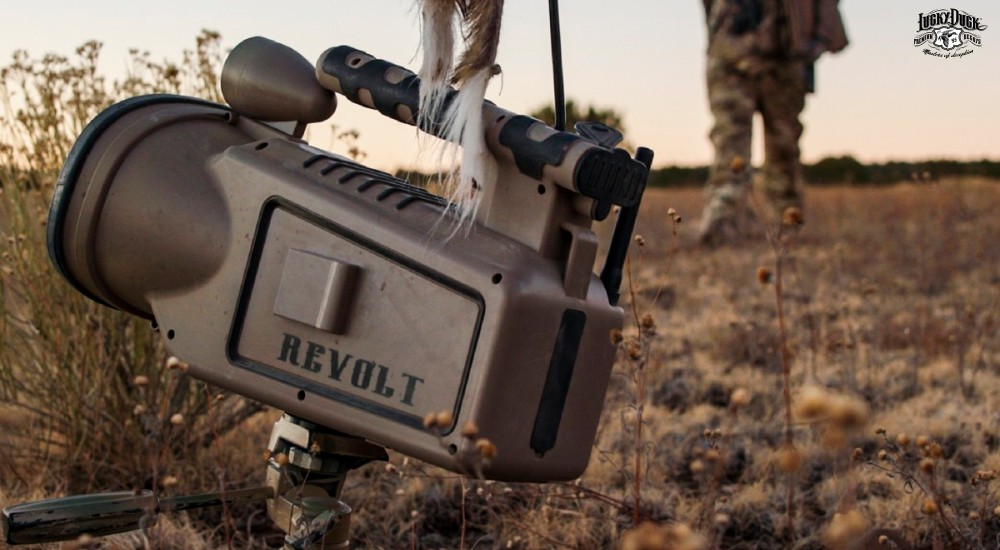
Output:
[530, 309, 587, 455]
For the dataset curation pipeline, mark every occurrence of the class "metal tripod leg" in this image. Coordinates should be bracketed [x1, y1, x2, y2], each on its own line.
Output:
[266, 414, 388, 549]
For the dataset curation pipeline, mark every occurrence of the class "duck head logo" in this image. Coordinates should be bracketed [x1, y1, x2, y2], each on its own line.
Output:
[933, 27, 962, 50]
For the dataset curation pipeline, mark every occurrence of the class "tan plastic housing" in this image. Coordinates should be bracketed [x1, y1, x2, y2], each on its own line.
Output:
[51, 95, 624, 481]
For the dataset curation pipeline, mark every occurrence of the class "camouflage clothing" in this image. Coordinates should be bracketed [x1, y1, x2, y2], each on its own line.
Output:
[698, 0, 847, 244]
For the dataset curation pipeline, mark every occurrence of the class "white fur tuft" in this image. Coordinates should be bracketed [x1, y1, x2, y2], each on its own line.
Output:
[417, 2, 455, 133]
[441, 68, 496, 227]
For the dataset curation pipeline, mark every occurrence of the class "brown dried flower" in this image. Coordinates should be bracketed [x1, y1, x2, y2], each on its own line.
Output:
[610, 328, 624, 345]
[461, 421, 479, 439]
[756, 267, 773, 285]
[730, 388, 750, 409]
[475, 438, 497, 459]
[782, 206, 804, 227]
[777, 444, 803, 474]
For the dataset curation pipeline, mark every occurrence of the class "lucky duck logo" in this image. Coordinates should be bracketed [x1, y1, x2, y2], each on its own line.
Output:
[914, 8, 987, 58]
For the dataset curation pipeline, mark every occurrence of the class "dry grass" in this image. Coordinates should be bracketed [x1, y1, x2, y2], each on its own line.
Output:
[3, 33, 1000, 549]
[315, 179, 1000, 549]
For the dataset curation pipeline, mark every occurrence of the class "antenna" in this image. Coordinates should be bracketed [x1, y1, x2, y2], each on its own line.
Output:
[548, 0, 567, 131]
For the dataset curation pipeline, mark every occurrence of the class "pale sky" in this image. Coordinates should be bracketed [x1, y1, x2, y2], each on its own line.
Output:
[2, 1, 998, 171]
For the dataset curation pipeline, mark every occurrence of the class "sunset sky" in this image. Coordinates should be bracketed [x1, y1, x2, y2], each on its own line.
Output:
[2, 0, 998, 171]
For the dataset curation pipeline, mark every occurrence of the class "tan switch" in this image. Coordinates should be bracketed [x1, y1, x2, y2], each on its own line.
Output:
[273, 248, 358, 334]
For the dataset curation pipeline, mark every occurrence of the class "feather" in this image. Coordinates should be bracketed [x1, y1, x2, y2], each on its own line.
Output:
[415, 0, 504, 228]
[441, 68, 498, 226]
[417, 0, 458, 132]
[452, 0, 504, 86]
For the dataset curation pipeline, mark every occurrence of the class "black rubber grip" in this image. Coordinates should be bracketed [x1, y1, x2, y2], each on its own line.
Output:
[498, 115, 646, 214]
[574, 147, 647, 211]
[319, 46, 452, 134]
[319, 45, 648, 211]
[498, 115, 578, 180]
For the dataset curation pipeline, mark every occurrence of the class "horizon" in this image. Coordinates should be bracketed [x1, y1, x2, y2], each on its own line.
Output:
[2, 1, 998, 172]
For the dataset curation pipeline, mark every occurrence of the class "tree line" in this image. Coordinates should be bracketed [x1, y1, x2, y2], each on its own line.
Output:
[648, 156, 1000, 187]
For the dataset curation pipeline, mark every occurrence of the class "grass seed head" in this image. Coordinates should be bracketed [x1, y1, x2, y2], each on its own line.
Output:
[822, 510, 867, 548]
[475, 438, 497, 459]
[829, 395, 869, 430]
[640, 313, 656, 333]
[756, 266, 773, 285]
[730, 388, 751, 408]
[435, 410, 454, 428]
[461, 420, 479, 439]
[922, 498, 938, 515]
[795, 385, 830, 421]
[160, 475, 179, 488]
[782, 206, 804, 227]
[928, 442, 943, 458]
[621, 522, 704, 550]
[422, 412, 437, 429]
[610, 328, 624, 345]
[133, 375, 150, 387]
[420, 409, 454, 431]
[625, 340, 643, 360]
[777, 444, 803, 474]
[729, 155, 746, 174]
[165, 356, 190, 372]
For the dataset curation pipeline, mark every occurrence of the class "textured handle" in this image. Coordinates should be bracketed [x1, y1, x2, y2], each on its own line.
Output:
[2, 491, 157, 545]
[2, 487, 273, 545]
[315, 45, 648, 214]
[317, 46, 434, 130]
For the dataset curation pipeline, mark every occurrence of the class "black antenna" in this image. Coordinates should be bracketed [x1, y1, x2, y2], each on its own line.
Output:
[548, 0, 566, 131]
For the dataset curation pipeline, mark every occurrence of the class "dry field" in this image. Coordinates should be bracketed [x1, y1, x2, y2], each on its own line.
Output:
[3, 176, 1000, 550]
[3, 29, 1000, 550]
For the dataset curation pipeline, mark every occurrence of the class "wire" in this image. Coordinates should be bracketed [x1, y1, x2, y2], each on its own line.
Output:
[548, 0, 566, 131]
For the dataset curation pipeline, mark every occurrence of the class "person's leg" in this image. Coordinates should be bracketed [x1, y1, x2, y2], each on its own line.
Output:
[699, 59, 757, 244]
[758, 61, 806, 221]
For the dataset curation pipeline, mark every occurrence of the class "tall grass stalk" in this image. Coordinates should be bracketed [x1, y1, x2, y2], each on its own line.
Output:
[0, 30, 260, 501]
[752, 198, 804, 541]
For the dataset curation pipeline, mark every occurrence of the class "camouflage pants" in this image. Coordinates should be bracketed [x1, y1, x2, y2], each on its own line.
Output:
[699, 57, 807, 242]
